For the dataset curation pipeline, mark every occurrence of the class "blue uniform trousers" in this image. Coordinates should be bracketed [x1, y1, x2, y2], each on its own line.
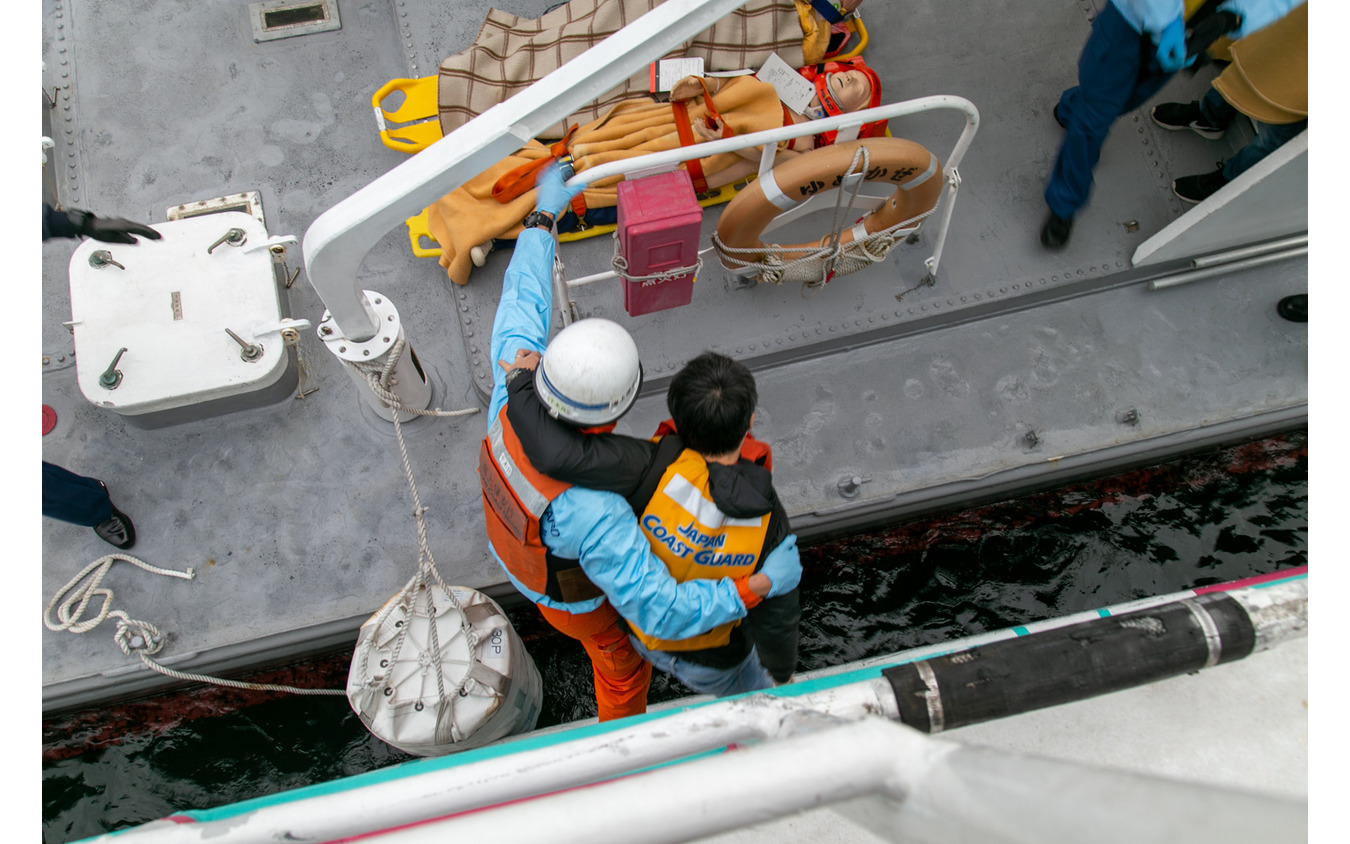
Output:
[1045, 2, 1174, 218]
[43, 461, 113, 527]
[628, 634, 774, 697]
[1197, 88, 1307, 182]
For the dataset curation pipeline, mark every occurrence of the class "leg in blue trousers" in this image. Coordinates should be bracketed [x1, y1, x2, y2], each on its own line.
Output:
[42, 461, 136, 549]
[1042, 2, 1173, 248]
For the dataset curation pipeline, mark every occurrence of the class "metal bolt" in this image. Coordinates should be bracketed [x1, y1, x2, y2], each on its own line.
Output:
[320, 325, 334, 336]
[88, 250, 124, 270]
[99, 347, 127, 389]
[1023, 430, 1040, 448]
[1117, 408, 1140, 426]
[269, 244, 286, 256]
[224, 328, 263, 362]
[207, 227, 247, 254]
[837, 475, 871, 499]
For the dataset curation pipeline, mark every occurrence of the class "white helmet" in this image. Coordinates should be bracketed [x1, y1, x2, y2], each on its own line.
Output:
[535, 318, 643, 426]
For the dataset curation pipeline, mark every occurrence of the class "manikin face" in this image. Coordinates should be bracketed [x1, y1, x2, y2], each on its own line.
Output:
[826, 69, 872, 113]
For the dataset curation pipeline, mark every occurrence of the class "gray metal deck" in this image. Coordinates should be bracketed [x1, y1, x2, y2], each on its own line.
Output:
[40, 0, 1307, 711]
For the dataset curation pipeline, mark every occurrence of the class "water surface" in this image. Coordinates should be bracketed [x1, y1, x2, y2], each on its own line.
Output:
[42, 431, 1307, 843]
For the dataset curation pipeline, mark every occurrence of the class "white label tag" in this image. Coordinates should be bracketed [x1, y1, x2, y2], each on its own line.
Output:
[756, 52, 815, 114]
[651, 57, 705, 92]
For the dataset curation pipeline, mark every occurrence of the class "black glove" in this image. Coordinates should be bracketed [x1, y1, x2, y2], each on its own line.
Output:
[1187, 10, 1240, 58]
[66, 208, 162, 244]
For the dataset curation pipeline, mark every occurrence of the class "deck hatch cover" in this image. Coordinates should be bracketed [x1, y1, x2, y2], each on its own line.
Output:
[249, 1, 341, 42]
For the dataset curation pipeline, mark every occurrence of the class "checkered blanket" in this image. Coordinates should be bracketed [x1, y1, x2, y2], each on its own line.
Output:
[437, 0, 827, 138]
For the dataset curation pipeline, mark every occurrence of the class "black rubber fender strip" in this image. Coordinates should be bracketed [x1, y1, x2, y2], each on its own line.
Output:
[881, 592, 1257, 733]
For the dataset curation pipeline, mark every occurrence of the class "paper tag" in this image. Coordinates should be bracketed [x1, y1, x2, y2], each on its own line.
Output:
[756, 52, 816, 114]
[650, 57, 705, 93]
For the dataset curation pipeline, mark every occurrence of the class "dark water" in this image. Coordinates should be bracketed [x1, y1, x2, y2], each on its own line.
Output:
[41, 432, 1308, 843]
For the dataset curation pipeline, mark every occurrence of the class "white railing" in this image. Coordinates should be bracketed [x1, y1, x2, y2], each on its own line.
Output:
[560, 94, 980, 303]
[301, 0, 747, 342]
[86, 577, 1306, 844]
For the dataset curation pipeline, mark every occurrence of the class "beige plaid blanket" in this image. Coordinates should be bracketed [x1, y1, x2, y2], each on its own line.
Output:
[426, 75, 786, 286]
[437, 0, 828, 137]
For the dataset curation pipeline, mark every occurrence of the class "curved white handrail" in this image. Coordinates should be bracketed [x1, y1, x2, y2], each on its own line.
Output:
[301, 0, 747, 341]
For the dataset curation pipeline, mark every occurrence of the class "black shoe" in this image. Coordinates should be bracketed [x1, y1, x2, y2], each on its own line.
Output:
[1172, 166, 1229, 204]
[1277, 294, 1307, 323]
[1040, 212, 1072, 249]
[94, 506, 136, 550]
[1151, 101, 1226, 139]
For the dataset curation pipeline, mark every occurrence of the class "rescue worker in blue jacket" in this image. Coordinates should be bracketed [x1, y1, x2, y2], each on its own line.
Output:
[1041, 0, 1304, 249]
[480, 165, 801, 720]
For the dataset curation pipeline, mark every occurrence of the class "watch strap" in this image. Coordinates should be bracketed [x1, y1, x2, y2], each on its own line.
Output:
[524, 210, 555, 232]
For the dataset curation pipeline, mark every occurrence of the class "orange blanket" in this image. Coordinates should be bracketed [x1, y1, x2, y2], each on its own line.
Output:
[425, 75, 785, 286]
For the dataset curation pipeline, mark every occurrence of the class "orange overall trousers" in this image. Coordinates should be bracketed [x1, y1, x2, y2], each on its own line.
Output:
[537, 600, 652, 721]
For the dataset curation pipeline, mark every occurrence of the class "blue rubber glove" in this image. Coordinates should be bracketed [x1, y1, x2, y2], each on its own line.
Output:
[535, 162, 583, 218]
[1154, 15, 1189, 72]
[758, 534, 802, 598]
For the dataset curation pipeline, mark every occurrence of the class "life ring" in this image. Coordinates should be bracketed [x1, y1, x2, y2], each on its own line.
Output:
[714, 138, 943, 283]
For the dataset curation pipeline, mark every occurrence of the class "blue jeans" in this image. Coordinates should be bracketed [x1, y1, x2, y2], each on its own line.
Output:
[1197, 88, 1307, 182]
[42, 462, 113, 527]
[628, 634, 774, 697]
[1045, 2, 1174, 218]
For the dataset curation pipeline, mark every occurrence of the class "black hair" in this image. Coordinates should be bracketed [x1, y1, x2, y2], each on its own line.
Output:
[666, 352, 757, 456]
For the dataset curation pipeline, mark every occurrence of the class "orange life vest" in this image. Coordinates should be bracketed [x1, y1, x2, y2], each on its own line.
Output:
[478, 408, 604, 604]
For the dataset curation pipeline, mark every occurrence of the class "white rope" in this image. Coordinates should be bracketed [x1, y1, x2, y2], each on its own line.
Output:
[344, 335, 484, 700]
[44, 553, 194, 638]
[43, 553, 347, 696]
[347, 334, 480, 420]
[611, 235, 704, 284]
[712, 204, 936, 290]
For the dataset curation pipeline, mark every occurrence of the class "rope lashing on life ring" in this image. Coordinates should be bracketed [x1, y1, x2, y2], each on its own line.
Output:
[713, 138, 943, 289]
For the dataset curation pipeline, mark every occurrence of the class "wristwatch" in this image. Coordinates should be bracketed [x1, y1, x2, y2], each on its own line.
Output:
[523, 210, 555, 232]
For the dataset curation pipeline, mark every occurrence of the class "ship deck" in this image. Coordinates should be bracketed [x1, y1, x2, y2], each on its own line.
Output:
[39, 0, 1307, 711]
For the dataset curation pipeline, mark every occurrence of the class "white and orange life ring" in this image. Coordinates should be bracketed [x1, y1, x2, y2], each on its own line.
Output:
[714, 138, 943, 284]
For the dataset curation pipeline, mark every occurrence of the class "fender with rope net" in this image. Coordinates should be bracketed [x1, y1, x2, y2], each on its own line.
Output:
[713, 137, 943, 289]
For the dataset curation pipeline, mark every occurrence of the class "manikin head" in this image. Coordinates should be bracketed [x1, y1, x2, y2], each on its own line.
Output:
[799, 57, 887, 142]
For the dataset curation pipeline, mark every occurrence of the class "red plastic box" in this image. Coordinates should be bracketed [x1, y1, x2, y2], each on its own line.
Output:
[616, 170, 703, 317]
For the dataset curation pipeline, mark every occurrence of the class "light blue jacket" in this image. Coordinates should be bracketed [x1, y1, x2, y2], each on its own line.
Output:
[486, 229, 792, 639]
[1112, 0, 1302, 37]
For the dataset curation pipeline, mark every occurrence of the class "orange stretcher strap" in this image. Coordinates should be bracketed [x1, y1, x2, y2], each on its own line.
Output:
[671, 100, 709, 194]
[491, 124, 578, 204]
